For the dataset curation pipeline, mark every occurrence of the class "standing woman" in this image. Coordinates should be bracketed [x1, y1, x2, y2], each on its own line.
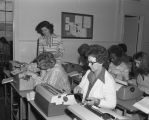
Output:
[35, 21, 64, 61]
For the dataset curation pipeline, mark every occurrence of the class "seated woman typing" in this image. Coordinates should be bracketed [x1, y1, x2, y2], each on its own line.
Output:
[108, 45, 130, 81]
[73, 44, 116, 109]
[25, 52, 71, 93]
[129, 52, 149, 95]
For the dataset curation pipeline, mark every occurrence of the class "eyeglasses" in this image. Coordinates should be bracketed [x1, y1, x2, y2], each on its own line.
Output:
[88, 61, 97, 65]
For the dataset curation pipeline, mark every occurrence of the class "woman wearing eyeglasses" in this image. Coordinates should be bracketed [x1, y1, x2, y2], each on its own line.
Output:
[73, 44, 116, 109]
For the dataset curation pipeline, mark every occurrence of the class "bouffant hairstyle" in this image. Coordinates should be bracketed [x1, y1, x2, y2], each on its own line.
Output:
[34, 52, 56, 69]
[86, 44, 108, 66]
[108, 45, 123, 58]
[133, 51, 149, 76]
[35, 21, 54, 36]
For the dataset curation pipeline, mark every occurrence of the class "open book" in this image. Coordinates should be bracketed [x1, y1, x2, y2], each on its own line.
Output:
[133, 97, 149, 114]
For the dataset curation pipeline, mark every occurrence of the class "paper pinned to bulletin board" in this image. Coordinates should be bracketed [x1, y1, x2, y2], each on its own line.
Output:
[61, 12, 93, 39]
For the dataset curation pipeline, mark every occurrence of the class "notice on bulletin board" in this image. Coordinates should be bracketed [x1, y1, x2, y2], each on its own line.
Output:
[61, 12, 93, 39]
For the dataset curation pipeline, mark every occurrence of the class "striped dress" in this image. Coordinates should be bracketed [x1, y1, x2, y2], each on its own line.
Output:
[37, 34, 64, 60]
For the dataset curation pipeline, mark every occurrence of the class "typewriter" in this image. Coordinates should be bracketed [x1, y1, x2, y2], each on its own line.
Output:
[117, 85, 143, 100]
[35, 84, 76, 117]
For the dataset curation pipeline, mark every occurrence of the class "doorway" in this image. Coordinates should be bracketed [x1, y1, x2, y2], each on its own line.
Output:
[123, 15, 143, 56]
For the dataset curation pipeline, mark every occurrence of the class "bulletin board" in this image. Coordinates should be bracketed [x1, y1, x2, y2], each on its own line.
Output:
[61, 12, 93, 39]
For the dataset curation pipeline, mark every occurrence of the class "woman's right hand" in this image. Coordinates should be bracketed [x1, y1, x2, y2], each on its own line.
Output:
[73, 85, 82, 94]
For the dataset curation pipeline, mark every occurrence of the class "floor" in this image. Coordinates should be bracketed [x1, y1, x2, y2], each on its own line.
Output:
[0, 72, 11, 120]
[0, 87, 10, 120]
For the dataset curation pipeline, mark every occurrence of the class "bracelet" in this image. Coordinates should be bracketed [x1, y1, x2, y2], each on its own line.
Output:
[94, 99, 100, 106]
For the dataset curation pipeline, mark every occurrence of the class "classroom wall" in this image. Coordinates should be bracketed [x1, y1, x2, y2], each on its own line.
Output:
[13, 0, 121, 63]
[122, 0, 149, 55]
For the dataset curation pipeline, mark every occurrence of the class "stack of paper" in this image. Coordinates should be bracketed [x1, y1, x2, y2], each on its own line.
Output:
[115, 78, 128, 86]
[2, 77, 13, 84]
[133, 97, 149, 114]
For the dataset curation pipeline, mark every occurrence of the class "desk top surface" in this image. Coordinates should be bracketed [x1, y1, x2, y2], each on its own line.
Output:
[11, 83, 32, 98]
[117, 98, 138, 112]
[29, 100, 72, 120]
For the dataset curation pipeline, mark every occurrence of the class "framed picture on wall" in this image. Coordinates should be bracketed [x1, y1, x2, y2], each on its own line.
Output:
[61, 12, 93, 39]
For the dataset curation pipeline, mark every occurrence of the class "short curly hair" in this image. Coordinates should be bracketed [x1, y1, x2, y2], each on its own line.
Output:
[108, 45, 123, 58]
[118, 43, 127, 53]
[86, 44, 108, 64]
[34, 52, 56, 69]
[35, 21, 54, 36]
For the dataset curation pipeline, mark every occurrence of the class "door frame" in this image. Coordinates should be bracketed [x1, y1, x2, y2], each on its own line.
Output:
[121, 14, 144, 54]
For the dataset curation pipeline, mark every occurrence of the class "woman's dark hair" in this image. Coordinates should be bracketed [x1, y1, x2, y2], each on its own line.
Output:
[86, 44, 109, 69]
[78, 44, 90, 71]
[108, 45, 123, 58]
[133, 51, 149, 76]
[78, 44, 90, 56]
[118, 43, 127, 53]
[35, 21, 54, 36]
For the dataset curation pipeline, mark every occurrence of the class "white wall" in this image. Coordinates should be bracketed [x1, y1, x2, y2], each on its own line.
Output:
[13, 0, 121, 63]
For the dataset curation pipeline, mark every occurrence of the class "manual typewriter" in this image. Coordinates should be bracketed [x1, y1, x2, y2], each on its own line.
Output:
[35, 83, 76, 117]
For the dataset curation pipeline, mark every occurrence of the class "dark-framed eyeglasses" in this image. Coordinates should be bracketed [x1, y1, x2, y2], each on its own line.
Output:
[88, 61, 97, 65]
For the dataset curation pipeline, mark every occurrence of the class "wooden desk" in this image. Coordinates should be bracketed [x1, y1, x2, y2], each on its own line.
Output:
[28, 100, 72, 120]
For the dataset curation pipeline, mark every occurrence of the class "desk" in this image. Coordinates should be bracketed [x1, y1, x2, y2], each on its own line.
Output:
[117, 98, 149, 120]
[10, 83, 32, 120]
[116, 98, 139, 115]
[28, 100, 72, 120]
